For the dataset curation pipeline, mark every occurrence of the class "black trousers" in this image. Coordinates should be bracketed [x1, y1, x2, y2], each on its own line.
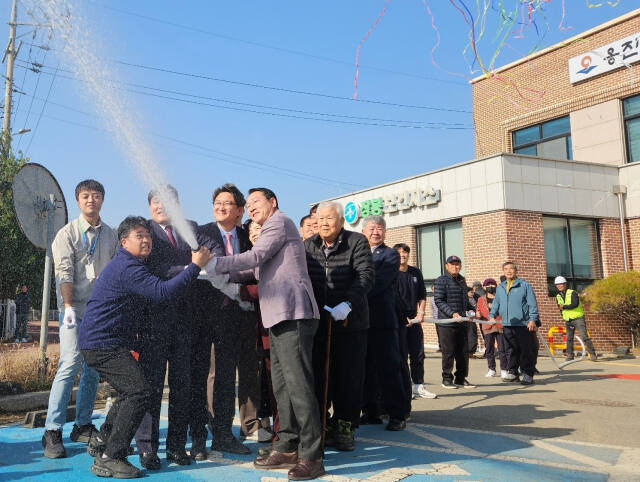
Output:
[134, 327, 191, 453]
[436, 324, 468, 383]
[270, 319, 322, 460]
[467, 321, 478, 354]
[503, 326, 536, 377]
[396, 323, 413, 414]
[406, 324, 425, 385]
[362, 328, 407, 420]
[483, 331, 507, 371]
[210, 309, 261, 437]
[82, 347, 151, 460]
[312, 327, 367, 427]
[189, 308, 213, 441]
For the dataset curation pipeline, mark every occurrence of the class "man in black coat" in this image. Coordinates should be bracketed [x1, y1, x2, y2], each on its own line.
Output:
[360, 215, 407, 431]
[134, 185, 222, 469]
[305, 201, 374, 451]
[194, 183, 259, 456]
[433, 255, 475, 389]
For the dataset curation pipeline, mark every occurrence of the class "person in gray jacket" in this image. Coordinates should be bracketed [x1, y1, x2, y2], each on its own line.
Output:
[209, 187, 325, 481]
[489, 261, 539, 385]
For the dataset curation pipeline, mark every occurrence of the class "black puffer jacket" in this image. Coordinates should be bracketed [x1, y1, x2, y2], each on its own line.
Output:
[304, 229, 375, 334]
[434, 271, 469, 327]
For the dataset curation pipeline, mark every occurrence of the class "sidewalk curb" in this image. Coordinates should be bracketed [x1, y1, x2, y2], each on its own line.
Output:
[0, 387, 78, 413]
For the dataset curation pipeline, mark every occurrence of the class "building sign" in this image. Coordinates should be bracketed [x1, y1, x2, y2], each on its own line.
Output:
[344, 188, 441, 225]
[569, 32, 640, 84]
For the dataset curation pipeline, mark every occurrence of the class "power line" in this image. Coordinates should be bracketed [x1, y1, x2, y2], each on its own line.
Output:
[17, 53, 472, 113]
[92, 2, 468, 87]
[33, 110, 367, 189]
[15, 63, 473, 129]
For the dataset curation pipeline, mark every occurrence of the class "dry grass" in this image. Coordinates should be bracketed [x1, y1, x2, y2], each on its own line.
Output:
[0, 343, 61, 393]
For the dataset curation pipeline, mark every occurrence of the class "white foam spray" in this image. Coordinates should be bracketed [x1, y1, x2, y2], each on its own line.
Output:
[28, 0, 199, 248]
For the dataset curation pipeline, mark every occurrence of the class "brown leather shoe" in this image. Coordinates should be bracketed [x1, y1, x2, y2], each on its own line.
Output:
[253, 450, 297, 469]
[288, 458, 326, 480]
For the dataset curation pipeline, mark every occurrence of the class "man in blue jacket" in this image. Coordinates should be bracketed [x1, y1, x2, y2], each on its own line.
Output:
[489, 261, 539, 385]
[78, 216, 212, 479]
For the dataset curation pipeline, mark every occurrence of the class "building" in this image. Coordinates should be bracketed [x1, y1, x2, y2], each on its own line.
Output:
[319, 9, 640, 351]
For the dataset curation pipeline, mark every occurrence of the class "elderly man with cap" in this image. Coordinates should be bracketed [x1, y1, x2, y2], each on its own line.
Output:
[433, 255, 474, 389]
[554, 276, 597, 361]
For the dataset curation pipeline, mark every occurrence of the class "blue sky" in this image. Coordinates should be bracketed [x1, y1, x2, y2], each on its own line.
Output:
[3, 0, 636, 228]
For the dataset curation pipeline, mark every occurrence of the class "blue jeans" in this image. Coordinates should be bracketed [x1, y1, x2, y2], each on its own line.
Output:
[44, 314, 100, 431]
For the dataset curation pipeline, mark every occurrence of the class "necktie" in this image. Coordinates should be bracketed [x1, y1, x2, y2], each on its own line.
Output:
[165, 225, 177, 248]
[224, 232, 234, 256]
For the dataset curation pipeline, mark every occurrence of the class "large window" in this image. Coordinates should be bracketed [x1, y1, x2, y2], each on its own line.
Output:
[543, 217, 602, 295]
[512, 116, 573, 160]
[417, 220, 463, 289]
[623, 94, 640, 163]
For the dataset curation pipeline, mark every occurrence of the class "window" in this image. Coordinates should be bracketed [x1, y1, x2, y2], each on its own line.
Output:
[417, 220, 463, 290]
[623, 94, 640, 163]
[512, 116, 572, 160]
[543, 217, 602, 295]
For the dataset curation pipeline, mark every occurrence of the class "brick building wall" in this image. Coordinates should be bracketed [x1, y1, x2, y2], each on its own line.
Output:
[471, 11, 640, 158]
[629, 217, 640, 270]
[384, 210, 633, 353]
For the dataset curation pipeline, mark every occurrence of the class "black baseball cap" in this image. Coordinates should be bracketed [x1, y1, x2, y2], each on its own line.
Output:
[446, 255, 461, 264]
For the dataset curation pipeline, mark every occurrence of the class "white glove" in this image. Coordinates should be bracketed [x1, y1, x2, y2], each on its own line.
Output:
[328, 301, 351, 321]
[199, 257, 218, 277]
[63, 306, 77, 329]
[238, 300, 255, 312]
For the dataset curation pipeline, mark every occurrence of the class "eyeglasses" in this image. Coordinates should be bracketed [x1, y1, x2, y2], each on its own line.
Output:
[128, 233, 152, 241]
[213, 201, 237, 208]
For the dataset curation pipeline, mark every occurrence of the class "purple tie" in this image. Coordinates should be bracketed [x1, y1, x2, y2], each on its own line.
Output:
[225, 232, 234, 256]
[165, 226, 177, 248]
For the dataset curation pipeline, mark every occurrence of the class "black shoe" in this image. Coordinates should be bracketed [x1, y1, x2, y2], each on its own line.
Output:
[359, 413, 383, 425]
[190, 437, 208, 461]
[455, 379, 476, 389]
[211, 435, 251, 455]
[87, 434, 106, 457]
[335, 420, 355, 451]
[91, 455, 142, 479]
[42, 429, 66, 458]
[70, 423, 99, 443]
[441, 379, 458, 389]
[139, 451, 161, 470]
[386, 418, 406, 431]
[166, 448, 192, 465]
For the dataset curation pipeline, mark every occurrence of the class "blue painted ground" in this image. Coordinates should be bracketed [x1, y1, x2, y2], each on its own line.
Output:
[0, 403, 629, 481]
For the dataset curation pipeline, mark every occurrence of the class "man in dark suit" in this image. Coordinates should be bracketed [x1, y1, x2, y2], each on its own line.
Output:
[360, 215, 407, 432]
[192, 183, 259, 455]
[134, 185, 221, 469]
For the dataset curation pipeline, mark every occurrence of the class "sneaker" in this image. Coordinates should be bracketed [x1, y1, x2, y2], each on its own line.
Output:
[415, 385, 437, 399]
[502, 372, 517, 382]
[500, 370, 508, 379]
[521, 373, 534, 385]
[70, 423, 99, 443]
[21, 338, 28, 343]
[455, 379, 476, 388]
[91, 455, 142, 479]
[589, 353, 598, 362]
[441, 379, 458, 389]
[42, 429, 66, 458]
[335, 419, 355, 452]
[485, 369, 496, 377]
[14, 339, 20, 343]
[87, 434, 106, 457]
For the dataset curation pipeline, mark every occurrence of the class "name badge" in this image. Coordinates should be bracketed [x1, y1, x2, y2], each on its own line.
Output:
[86, 261, 96, 281]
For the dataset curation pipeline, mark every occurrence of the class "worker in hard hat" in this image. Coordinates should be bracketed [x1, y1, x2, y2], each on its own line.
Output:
[554, 276, 598, 361]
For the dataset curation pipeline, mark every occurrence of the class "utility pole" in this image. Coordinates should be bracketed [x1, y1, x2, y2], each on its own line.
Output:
[2, 0, 18, 155]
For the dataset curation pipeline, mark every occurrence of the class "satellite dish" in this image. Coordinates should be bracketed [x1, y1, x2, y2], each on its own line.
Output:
[11, 162, 67, 381]
[12, 163, 67, 249]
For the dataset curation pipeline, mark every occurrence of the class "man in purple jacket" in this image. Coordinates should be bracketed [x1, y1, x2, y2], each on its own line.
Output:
[209, 188, 325, 481]
[78, 216, 212, 479]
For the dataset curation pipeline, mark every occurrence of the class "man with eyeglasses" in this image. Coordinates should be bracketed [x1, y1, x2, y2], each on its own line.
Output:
[79, 216, 212, 479]
[193, 183, 261, 456]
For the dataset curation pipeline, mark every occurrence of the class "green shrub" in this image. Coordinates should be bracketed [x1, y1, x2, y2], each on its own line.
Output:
[583, 271, 640, 343]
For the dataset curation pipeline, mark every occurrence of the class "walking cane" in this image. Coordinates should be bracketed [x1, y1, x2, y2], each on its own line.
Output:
[320, 312, 332, 450]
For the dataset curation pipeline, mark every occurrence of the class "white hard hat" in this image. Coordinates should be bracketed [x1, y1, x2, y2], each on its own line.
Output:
[554, 276, 567, 285]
